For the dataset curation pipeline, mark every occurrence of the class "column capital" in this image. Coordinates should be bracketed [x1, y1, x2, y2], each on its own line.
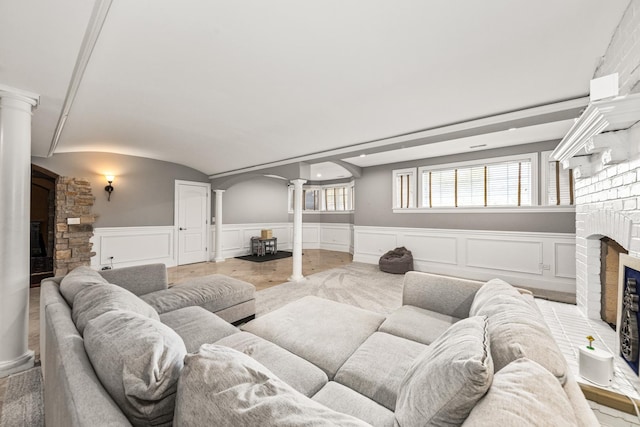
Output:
[0, 84, 39, 108]
[213, 189, 225, 194]
[290, 179, 307, 186]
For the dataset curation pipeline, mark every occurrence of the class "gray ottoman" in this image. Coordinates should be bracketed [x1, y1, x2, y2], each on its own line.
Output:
[242, 296, 385, 378]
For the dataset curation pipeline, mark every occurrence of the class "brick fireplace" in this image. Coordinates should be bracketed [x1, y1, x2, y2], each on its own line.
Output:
[574, 123, 640, 322]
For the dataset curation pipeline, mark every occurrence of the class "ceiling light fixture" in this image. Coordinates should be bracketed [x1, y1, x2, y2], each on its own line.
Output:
[359, 154, 366, 158]
[508, 127, 517, 131]
[316, 173, 322, 177]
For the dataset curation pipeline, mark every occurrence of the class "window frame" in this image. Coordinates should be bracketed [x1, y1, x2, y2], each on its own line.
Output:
[392, 167, 417, 209]
[390, 152, 576, 213]
[288, 181, 355, 214]
[540, 150, 575, 207]
[417, 153, 539, 209]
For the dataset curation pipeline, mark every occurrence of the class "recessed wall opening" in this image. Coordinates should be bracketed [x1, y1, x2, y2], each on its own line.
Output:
[600, 237, 628, 329]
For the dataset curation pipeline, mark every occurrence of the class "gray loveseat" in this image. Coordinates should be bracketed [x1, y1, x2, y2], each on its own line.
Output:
[41, 265, 599, 426]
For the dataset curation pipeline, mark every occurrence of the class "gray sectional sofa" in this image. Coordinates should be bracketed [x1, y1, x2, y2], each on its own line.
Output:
[41, 264, 599, 426]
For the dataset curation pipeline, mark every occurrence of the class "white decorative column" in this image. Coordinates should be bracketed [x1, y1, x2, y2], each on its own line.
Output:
[289, 179, 306, 282]
[0, 85, 39, 378]
[214, 189, 225, 262]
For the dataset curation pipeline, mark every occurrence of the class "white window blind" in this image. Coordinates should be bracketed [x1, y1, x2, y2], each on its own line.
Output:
[420, 158, 532, 208]
[394, 169, 416, 208]
[547, 160, 574, 205]
[325, 186, 349, 211]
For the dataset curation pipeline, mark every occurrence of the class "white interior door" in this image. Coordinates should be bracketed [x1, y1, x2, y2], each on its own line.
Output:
[176, 181, 210, 265]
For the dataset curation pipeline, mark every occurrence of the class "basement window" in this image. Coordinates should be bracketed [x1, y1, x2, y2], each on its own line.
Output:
[393, 153, 544, 211]
[288, 182, 354, 213]
[541, 151, 575, 206]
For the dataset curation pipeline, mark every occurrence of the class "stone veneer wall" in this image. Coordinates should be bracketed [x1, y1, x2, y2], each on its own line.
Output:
[54, 177, 97, 276]
[574, 1, 640, 319]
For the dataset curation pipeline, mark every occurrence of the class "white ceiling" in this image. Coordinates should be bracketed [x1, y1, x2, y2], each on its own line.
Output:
[0, 0, 630, 179]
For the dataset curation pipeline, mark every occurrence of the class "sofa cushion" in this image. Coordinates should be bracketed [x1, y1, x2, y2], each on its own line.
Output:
[462, 358, 578, 426]
[159, 306, 239, 353]
[335, 332, 426, 410]
[72, 283, 159, 335]
[59, 266, 108, 306]
[468, 278, 521, 316]
[174, 344, 370, 427]
[379, 305, 460, 345]
[470, 285, 567, 383]
[215, 331, 328, 397]
[395, 316, 493, 427]
[141, 274, 255, 314]
[84, 310, 187, 426]
[242, 296, 385, 379]
[313, 382, 395, 427]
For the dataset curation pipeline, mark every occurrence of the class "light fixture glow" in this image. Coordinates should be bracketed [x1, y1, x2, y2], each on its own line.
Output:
[508, 127, 517, 131]
[316, 173, 322, 177]
[359, 154, 366, 158]
[105, 175, 115, 201]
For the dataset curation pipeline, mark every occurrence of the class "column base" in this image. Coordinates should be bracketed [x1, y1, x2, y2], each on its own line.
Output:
[288, 274, 306, 282]
[0, 350, 35, 378]
[214, 257, 226, 263]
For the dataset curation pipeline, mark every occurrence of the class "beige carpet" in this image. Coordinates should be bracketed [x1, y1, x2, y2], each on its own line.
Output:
[0, 367, 43, 427]
[256, 262, 406, 316]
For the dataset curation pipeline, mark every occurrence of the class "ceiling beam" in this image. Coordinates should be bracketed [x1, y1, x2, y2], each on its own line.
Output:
[47, 0, 113, 157]
[208, 96, 589, 179]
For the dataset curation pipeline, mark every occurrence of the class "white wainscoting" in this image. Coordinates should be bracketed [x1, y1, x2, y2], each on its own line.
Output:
[91, 226, 176, 269]
[353, 226, 576, 293]
[212, 223, 353, 259]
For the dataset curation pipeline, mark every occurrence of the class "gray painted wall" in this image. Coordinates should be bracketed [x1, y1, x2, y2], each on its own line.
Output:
[217, 178, 290, 224]
[31, 152, 209, 227]
[354, 140, 576, 233]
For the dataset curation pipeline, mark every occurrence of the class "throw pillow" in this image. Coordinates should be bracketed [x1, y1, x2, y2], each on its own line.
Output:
[174, 344, 370, 427]
[395, 316, 493, 427]
[462, 358, 578, 426]
[84, 310, 187, 427]
[59, 265, 108, 306]
[472, 292, 567, 383]
[72, 283, 160, 335]
[469, 278, 521, 316]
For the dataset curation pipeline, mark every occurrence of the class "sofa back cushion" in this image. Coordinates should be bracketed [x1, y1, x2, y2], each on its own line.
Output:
[59, 266, 108, 306]
[469, 280, 567, 384]
[72, 283, 159, 335]
[84, 310, 186, 427]
[468, 278, 521, 315]
[174, 344, 370, 427]
[462, 358, 578, 426]
[395, 316, 493, 427]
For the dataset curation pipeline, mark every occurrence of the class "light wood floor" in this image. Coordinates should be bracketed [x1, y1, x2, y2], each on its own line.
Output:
[0, 249, 352, 420]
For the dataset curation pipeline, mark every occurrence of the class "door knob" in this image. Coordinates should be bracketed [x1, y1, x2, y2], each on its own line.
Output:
[179, 227, 186, 231]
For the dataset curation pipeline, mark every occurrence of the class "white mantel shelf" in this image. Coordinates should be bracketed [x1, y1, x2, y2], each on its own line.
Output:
[551, 92, 640, 165]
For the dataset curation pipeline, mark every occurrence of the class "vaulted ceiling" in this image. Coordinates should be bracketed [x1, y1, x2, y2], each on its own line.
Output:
[0, 0, 630, 178]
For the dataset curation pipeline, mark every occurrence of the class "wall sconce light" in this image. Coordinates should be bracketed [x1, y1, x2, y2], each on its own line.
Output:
[105, 175, 115, 201]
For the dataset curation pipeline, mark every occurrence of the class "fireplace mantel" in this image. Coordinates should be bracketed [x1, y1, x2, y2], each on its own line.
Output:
[551, 92, 640, 177]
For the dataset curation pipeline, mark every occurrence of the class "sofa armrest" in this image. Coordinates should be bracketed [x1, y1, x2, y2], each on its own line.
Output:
[402, 271, 483, 318]
[99, 263, 168, 296]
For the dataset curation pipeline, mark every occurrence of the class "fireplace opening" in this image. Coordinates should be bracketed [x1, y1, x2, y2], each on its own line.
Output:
[600, 237, 628, 329]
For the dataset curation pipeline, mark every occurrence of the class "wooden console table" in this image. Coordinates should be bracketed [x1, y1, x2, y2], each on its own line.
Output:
[251, 237, 277, 256]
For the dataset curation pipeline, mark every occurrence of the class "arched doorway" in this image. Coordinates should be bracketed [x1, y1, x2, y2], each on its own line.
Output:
[31, 165, 58, 286]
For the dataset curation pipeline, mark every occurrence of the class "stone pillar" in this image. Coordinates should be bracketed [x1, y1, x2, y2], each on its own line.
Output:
[214, 189, 225, 262]
[54, 177, 96, 276]
[0, 85, 39, 378]
[289, 179, 306, 282]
